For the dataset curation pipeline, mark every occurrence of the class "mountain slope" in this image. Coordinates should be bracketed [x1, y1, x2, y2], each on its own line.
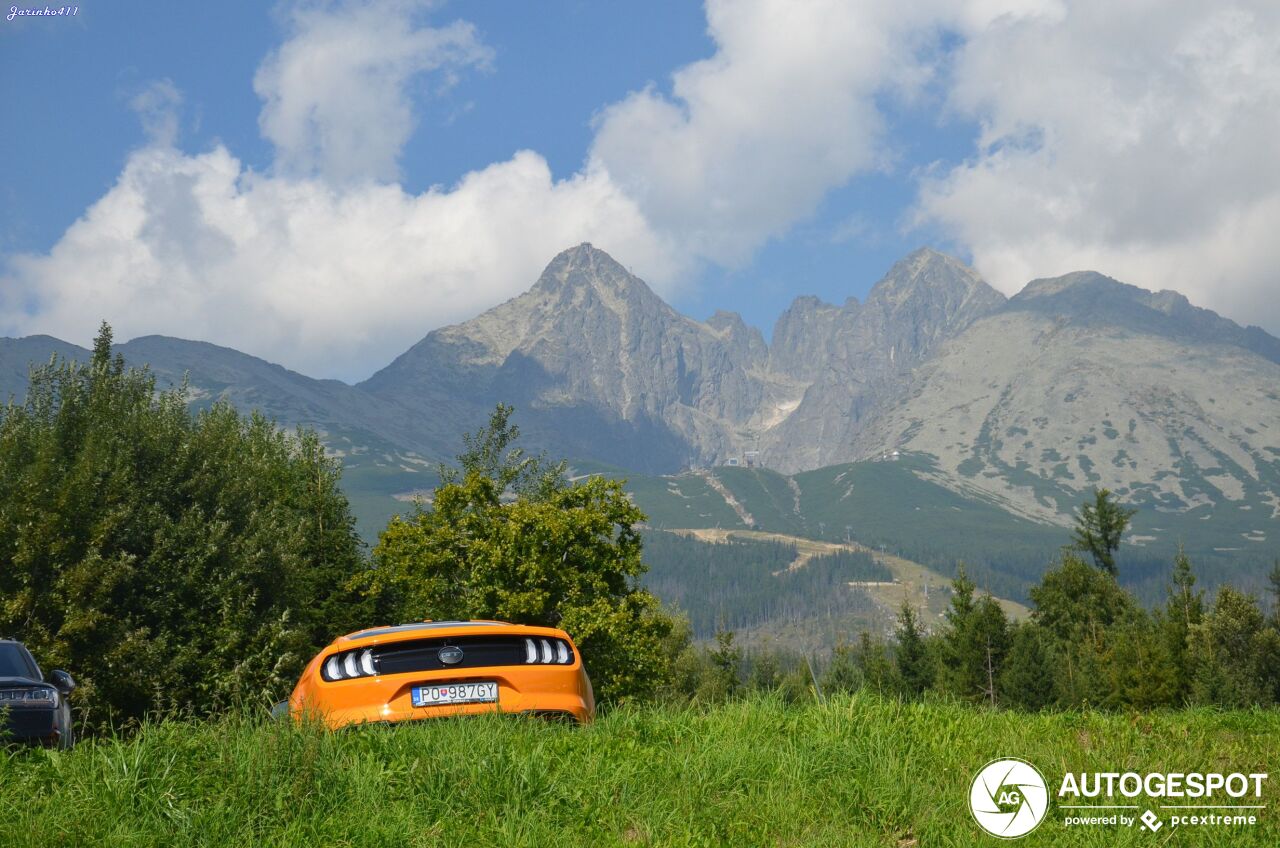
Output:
[761, 247, 1008, 471]
[2, 245, 1277, 572]
[854, 272, 1280, 535]
[361, 243, 791, 472]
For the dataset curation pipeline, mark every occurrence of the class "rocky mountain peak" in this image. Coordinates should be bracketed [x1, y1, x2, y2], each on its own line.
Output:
[1011, 271, 1280, 364]
[535, 243, 645, 295]
[868, 247, 1005, 312]
[706, 310, 767, 367]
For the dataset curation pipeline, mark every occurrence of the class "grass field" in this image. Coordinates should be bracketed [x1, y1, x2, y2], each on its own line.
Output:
[4, 696, 1277, 847]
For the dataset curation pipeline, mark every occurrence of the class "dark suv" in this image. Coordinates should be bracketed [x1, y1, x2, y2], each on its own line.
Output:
[0, 640, 76, 748]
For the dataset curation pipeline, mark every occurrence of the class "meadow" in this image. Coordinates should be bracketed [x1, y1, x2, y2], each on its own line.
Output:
[3, 695, 1277, 847]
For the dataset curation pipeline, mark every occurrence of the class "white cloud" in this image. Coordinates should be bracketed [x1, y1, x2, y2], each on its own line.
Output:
[254, 0, 491, 185]
[915, 1, 1280, 330]
[589, 0, 949, 267]
[5, 0, 941, 379]
[1, 146, 676, 382]
[1, 1, 677, 381]
[128, 79, 183, 147]
[9, 0, 1278, 383]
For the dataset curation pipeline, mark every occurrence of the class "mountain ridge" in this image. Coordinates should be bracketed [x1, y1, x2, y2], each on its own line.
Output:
[3, 244, 1278, 543]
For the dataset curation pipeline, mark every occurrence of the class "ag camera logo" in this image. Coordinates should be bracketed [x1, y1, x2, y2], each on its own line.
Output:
[970, 758, 1050, 838]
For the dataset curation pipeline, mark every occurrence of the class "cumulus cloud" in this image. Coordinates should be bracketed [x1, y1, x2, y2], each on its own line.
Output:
[589, 0, 949, 266]
[1, 145, 675, 382]
[128, 79, 184, 147]
[8, 0, 1278, 382]
[4, 0, 937, 379]
[1, 0, 677, 381]
[254, 0, 492, 184]
[916, 1, 1280, 330]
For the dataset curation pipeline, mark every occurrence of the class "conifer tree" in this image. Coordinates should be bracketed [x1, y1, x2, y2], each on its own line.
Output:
[940, 566, 1009, 704]
[1070, 488, 1136, 575]
[1160, 545, 1203, 701]
[999, 623, 1055, 710]
[894, 602, 932, 697]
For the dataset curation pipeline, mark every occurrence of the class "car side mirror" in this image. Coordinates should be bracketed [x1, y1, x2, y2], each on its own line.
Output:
[49, 669, 76, 695]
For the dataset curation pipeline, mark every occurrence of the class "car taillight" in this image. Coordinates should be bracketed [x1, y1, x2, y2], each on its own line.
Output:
[322, 648, 379, 681]
[523, 637, 574, 665]
[0, 688, 57, 706]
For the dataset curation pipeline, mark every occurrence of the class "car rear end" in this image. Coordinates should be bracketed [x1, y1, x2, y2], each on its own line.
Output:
[289, 621, 595, 728]
[0, 683, 64, 745]
[0, 642, 68, 748]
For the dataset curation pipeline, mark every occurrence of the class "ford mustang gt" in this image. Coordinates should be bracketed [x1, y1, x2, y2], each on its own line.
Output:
[283, 620, 594, 728]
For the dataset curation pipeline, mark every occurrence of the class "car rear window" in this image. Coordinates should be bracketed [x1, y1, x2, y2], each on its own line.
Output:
[348, 621, 506, 640]
[0, 644, 36, 678]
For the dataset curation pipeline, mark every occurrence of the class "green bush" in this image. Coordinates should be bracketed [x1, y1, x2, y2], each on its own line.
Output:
[361, 405, 676, 706]
[0, 325, 369, 733]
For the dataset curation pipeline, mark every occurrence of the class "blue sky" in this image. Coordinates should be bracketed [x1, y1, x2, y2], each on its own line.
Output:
[3, 1, 1277, 380]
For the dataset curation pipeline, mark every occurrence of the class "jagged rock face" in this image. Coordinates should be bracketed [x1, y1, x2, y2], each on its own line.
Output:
[361, 244, 773, 471]
[768, 295, 843, 383]
[759, 248, 1008, 471]
[854, 271, 1280, 521]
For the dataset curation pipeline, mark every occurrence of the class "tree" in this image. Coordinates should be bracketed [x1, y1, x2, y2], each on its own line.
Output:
[1099, 614, 1176, 709]
[853, 631, 898, 696]
[1070, 488, 1137, 575]
[1188, 587, 1273, 708]
[894, 602, 933, 697]
[1029, 554, 1135, 646]
[1028, 553, 1135, 707]
[364, 405, 675, 705]
[0, 324, 367, 733]
[709, 630, 742, 698]
[999, 624, 1055, 711]
[822, 641, 863, 695]
[939, 566, 1010, 704]
[439, 403, 564, 499]
[1268, 559, 1280, 627]
[1159, 545, 1204, 702]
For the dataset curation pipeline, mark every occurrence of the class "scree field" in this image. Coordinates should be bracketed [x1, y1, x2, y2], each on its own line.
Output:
[3, 695, 1277, 847]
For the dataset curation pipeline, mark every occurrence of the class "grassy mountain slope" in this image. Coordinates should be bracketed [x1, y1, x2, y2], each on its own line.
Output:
[626, 455, 1278, 602]
[5, 698, 1277, 847]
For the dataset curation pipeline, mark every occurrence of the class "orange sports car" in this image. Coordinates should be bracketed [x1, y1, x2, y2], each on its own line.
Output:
[284, 620, 595, 728]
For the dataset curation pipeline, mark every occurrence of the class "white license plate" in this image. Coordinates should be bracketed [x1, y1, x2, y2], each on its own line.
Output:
[411, 681, 498, 708]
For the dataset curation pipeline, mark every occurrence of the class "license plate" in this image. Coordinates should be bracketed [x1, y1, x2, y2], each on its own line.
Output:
[411, 681, 499, 708]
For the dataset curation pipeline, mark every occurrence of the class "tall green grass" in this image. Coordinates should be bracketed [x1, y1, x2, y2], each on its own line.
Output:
[3, 696, 1277, 846]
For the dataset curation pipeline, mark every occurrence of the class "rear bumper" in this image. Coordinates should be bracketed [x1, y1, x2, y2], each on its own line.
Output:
[294, 665, 595, 728]
[1, 706, 59, 744]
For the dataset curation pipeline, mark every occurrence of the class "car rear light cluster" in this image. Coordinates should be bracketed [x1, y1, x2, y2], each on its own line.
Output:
[0, 687, 57, 706]
[524, 638, 573, 664]
[322, 648, 377, 681]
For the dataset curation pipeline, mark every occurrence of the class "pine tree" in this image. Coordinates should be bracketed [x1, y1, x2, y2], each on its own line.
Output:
[999, 624, 1055, 710]
[822, 641, 862, 695]
[940, 566, 1009, 704]
[894, 602, 932, 697]
[1160, 545, 1203, 701]
[1189, 587, 1270, 707]
[709, 629, 742, 699]
[1070, 488, 1137, 575]
[854, 631, 898, 696]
